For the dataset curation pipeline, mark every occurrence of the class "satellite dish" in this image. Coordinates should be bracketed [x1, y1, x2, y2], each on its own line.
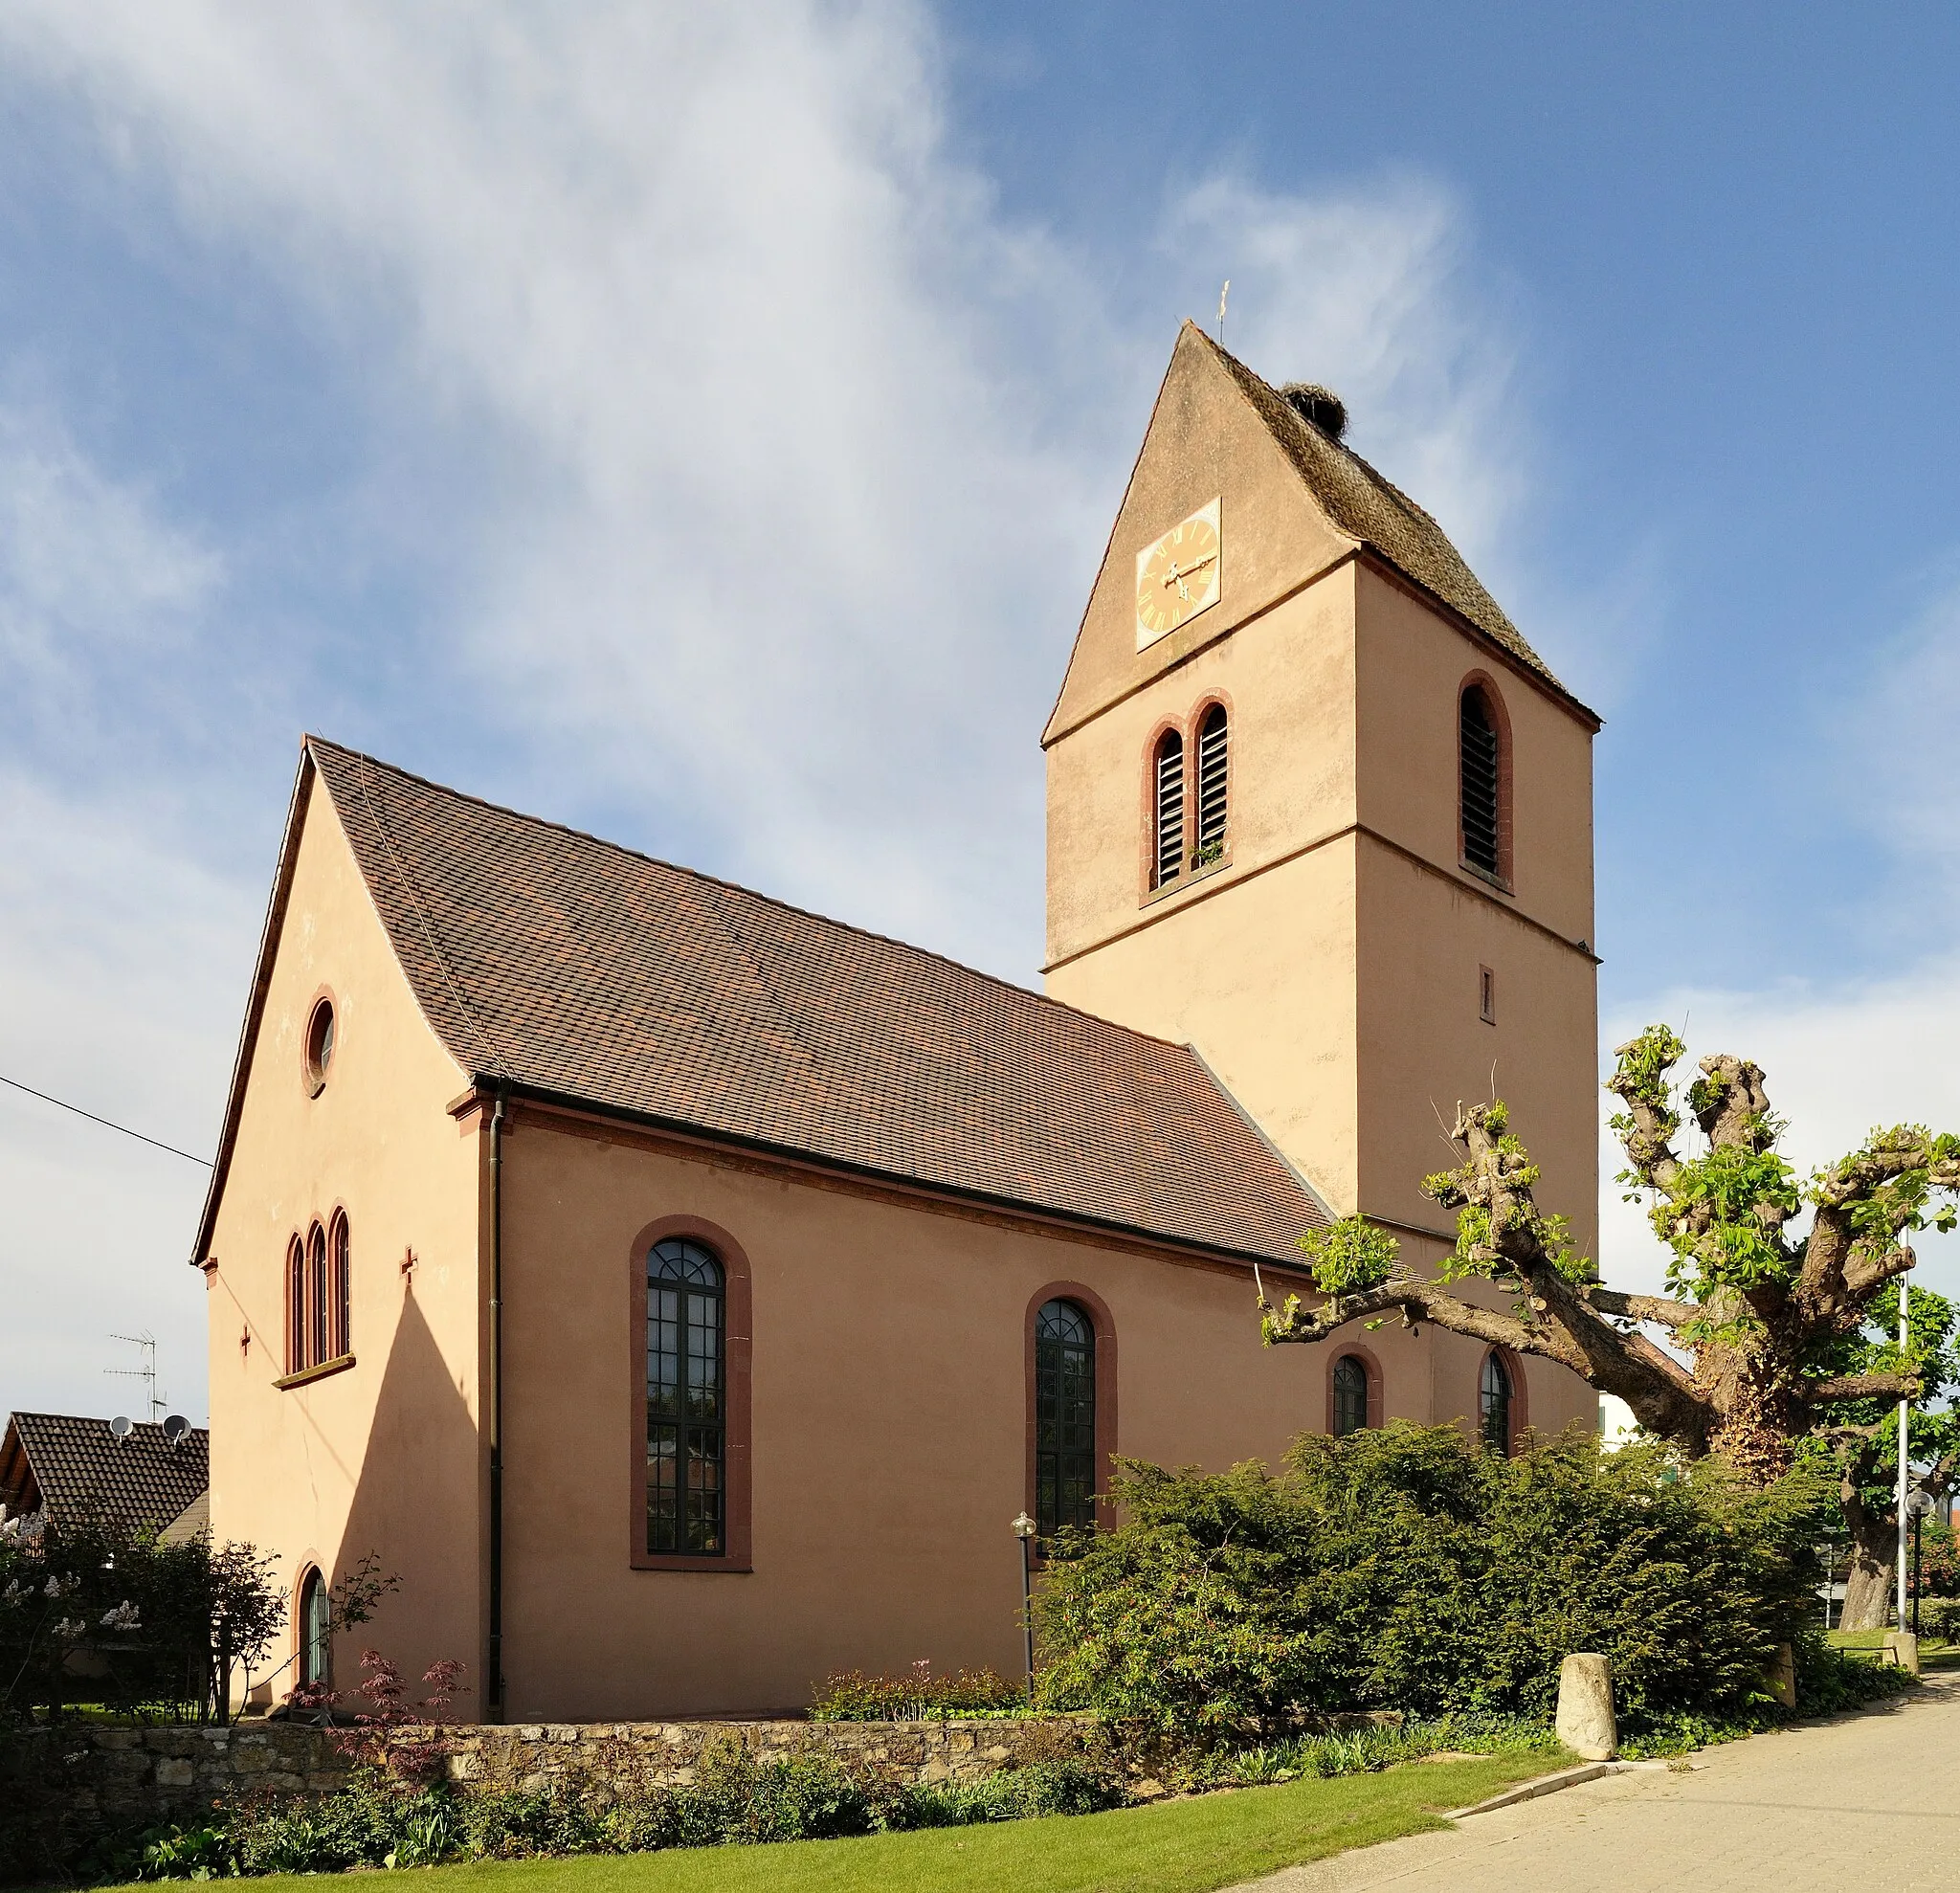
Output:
[162, 1414, 190, 1446]
[109, 1415, 133, 1441]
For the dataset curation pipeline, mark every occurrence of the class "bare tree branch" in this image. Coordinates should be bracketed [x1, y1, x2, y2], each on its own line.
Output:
[1804, 1372, 1925, 1405]
[1579, 1286, 1697, 1329]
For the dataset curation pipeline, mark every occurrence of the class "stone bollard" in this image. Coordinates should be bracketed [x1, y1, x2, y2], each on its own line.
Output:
[1554, 1653, 1617, 1760]
[1883, 1631, 1921, 1675]
[1768, 1642, 1797, 1708]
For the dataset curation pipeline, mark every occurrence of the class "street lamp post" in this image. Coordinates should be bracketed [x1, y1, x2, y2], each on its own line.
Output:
[1012, 1512, 1036, 1700]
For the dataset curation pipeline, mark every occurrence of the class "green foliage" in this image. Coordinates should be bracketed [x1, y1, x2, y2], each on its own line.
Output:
[1189, 1712, 1557, 1789]
[120, 1744, 1126, 1879]
[1291, 1216, 1400, 1299]
[1031, 1427, 1828, 1751]
[0, 1515, 281, 1726]
[809, 1660, 1027, 1720]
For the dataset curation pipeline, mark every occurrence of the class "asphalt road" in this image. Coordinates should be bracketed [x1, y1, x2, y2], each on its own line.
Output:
[1238, 1675, 1960, 1893]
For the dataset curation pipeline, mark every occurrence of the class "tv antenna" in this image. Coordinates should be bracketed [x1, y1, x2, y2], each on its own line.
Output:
[106, 1331, 167, 1422]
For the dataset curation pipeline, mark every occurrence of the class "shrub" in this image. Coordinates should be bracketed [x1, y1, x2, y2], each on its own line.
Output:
[810, 1659, 1027, 1720]
[1033, 1425, 1829, 1749]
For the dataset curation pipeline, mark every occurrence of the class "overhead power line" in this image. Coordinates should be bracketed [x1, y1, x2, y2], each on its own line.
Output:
[0, 1072, 212, 1167]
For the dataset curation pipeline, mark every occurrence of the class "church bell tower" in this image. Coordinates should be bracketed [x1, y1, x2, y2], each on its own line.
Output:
[1042, 323, 1601, 1268]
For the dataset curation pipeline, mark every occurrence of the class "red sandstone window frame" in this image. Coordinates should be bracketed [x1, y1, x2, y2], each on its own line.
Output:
[1024, 1281, 1117, 1551]
[302, 985, 338, 1098]
[1143, 722, 1187, 894]
[277, 1212, 356, 1390]
[1325, 1344, 1385, 1436]
[1457, 671, 1514, 891]
[293, 1562, 331, 1689]
[1188, 692, 1233, 872]
[627, 1214, 753, 1573]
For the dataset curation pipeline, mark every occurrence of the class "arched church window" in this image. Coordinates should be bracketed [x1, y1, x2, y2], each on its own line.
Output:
[1152, 729, 1185, 888]
[1332, 1354, 1370, 1436]
[298, 1566, 331, 1687]
[328, 1213, 351, 1362]
[1480, 1350, 1514, 1455]
[285, 1236, 305, 1374]
[1194, 704, 1228, 865]
[1459, 684, 1503, 879]
[306, 1223, 328, 1370]
[647, 1237, 726, 1556]
[1036, 1299, 1097, 1540]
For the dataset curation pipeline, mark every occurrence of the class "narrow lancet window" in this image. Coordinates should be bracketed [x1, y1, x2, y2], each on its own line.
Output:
[1459, 685, 1502, 877]
[1036, 1299, 1097, 1540]
[647, 1237, 726, 1555]
[1195, 704, 1228, 864]
[1152, 729, 1185, 887]
[328, 1214, 351, 1361]
[1480, 1350, 1513, 1455]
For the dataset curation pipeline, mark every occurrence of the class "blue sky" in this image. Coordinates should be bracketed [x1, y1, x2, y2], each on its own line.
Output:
[5, 3, 1960, 1420]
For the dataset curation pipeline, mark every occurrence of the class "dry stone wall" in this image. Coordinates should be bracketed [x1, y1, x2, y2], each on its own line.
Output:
[4, 1713, 1088, 1828]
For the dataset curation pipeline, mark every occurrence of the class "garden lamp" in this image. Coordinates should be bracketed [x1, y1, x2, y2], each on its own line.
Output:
[1012, 1512, 1036, 1696]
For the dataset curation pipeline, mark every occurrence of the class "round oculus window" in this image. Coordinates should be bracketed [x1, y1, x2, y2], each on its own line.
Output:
[304, 998, 336, 1095]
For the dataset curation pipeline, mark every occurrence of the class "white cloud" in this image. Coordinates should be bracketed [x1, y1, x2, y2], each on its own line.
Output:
[0, 4, 1547, 1418]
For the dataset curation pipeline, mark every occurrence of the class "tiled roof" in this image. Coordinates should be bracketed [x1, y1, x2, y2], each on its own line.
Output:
[1197, 327, 1583, 710]
[1, 1413, 209, 1532]
[309, 740, 1325, 1263]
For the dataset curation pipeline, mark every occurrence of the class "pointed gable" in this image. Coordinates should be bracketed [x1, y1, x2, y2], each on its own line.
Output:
[1045, 322, 1587, 746]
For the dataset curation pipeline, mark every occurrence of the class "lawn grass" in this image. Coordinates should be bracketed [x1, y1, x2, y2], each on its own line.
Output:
[85, 1749, 1566, 1893]
[1829, 1626, 1960, 1671]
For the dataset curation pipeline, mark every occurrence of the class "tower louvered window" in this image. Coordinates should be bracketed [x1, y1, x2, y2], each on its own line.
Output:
[1195, 704, 1228, 862]
[1152, 729, 1185, 887]
[1459, 686, 1502, 877]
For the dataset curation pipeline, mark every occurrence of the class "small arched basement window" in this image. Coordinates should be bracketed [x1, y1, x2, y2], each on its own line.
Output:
[1194, 704, 1228, 864]
[1480, 1350, 1514, 1456]
[1036, 1299, 1097, 1540]
[1332, 1354, 1370, 1437]
[1459, 685, 1503, 879]
[1151, 729, 1185, 888]
[646, 1237, 727, 1556]
[298, 1567, 331, 1687]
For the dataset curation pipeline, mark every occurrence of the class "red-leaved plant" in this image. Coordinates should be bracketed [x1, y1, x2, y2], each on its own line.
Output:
[290, 1651, 467, 1787]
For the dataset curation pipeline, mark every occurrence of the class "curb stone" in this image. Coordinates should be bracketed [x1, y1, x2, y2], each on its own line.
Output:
[1445, 1759, 1672, 1818]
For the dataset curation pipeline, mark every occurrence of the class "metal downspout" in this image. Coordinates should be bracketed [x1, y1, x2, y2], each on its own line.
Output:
[487, 1083, 508, 1722]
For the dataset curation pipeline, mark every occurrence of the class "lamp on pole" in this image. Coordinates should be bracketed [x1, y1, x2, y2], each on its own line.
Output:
[1907, 1486, 1936, 1637]
[1012, 1512, 1036, 1700]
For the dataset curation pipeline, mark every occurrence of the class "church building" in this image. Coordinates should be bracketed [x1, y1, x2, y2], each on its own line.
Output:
[192, 323, 1600, 1720]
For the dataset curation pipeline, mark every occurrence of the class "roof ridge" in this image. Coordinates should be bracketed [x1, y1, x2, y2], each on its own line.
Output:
[303, 735, 1201, 1060]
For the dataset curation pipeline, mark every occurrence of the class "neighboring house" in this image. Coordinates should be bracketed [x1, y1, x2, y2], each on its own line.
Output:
[193, 323, 1603, 1721]
[0, 1412, 210, 1544]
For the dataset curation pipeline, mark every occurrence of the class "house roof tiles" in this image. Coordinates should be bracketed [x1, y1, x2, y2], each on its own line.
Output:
[0, 1412, 210, 1533]
[308, 739, 1325, 1264]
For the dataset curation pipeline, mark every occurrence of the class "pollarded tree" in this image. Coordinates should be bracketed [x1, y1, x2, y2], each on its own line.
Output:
[1259, 1025, 1960, 1484]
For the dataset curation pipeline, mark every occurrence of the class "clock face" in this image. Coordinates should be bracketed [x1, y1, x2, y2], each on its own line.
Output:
[1135, 499, 1221, 650]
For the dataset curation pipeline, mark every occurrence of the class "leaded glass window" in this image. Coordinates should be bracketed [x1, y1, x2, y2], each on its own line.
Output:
[1332, 1354, 1370, 1437]
[1036, 1299, 1096, 1541]
[299, 1568, 331, 1686]
[647, 1238, 726, 1555]
[1480, 1350, 1513, 1456]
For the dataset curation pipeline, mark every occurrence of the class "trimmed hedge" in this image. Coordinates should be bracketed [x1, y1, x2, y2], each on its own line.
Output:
[1033, 1425, 1833, 1748]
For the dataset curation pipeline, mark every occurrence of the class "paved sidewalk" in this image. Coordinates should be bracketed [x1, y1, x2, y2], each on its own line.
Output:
[1236, 1676, 1960, 1892]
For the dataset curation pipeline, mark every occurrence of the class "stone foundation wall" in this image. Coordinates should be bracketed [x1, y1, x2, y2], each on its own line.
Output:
[2, 1714, 1091, 1830]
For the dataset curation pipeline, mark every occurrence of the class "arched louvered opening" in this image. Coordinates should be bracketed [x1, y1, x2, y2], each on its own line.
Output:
[1459, 684, 1503, 878]
[1194, 704, 1228, 864]
[1151, 728, 1185, 888]
[328, 1213, 351, 1362]
[1480, 1349, 1514, 1456]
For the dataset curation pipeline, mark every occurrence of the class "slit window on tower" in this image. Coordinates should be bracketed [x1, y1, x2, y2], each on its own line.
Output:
[1152, 728, 1185, 887]
[1195, 704, 1228, 863]
[1459, 685, 1502, 877]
